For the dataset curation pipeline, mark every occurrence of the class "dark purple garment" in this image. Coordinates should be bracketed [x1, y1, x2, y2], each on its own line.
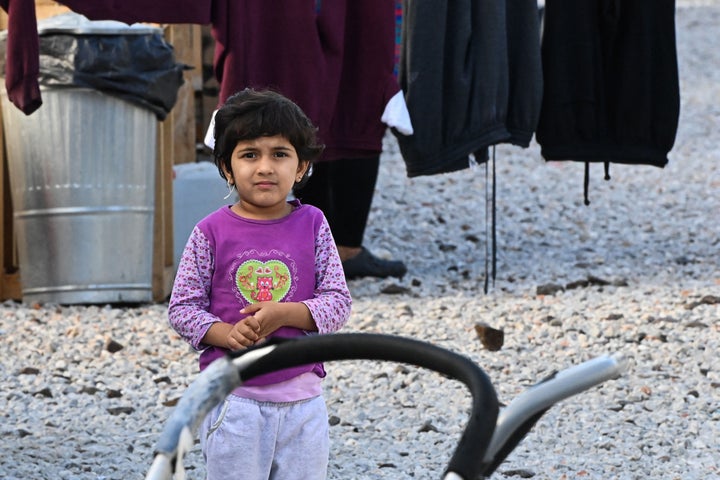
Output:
[58, 0, 211, 24]
[211, 0, 399, 161]
[1, 0, 42, 114]
[321, 0, 400, 161]
[210, 0, 341, 146]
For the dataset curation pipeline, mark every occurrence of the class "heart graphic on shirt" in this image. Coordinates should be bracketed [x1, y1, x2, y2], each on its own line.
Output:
[235, 260, 292, 304]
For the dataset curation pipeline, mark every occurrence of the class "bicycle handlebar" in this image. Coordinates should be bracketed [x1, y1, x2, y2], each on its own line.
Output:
[146, 334, 627, 480]
[147, 333, 499, 480]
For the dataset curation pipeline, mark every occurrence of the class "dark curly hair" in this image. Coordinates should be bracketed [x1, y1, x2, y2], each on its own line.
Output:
[212, 88, 325, 186]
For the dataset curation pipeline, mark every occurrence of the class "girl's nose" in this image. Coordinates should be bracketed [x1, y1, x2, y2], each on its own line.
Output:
[256, 155, 274, 173]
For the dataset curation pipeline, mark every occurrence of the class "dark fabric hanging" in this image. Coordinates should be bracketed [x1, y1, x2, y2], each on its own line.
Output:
[393, 0, 542, 178]
[209, 0, 340, 147]
[393, 0, 510, 178]
[504, 0, 544, 148]
[319, 0, 400, 162]
[209, 0, 398, 162]
[58, 0, 211, 24]
[536, 0, 680, 204]
[0, 0, 42, 115]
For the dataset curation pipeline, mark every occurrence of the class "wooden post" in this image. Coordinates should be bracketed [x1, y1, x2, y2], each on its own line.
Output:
[0, 106, 21, 301]
[152, 24, 203, 302]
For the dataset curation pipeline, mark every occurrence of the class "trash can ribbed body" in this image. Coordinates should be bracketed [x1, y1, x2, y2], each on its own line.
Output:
[1, 87, 156, 304]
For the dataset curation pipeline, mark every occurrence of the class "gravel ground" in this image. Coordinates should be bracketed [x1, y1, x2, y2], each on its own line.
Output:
[1, 4, 719, 479]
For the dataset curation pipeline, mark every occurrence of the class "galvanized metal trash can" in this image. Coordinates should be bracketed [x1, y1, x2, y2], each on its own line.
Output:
[0, 87, 156, 304]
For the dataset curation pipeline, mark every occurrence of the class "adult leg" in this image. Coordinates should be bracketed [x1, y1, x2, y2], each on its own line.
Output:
[294, 156, 406, 278]
[325, 156, 379, 248]
[294, 157, 377, 251]
[293, 160, 333, 223]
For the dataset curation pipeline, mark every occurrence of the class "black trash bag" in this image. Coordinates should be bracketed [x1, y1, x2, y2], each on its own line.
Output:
[36, 31, 188, 120]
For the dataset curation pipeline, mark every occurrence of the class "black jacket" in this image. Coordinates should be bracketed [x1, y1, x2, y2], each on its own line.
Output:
[394, 0, 542, 177]
[536, 0, 680, 168]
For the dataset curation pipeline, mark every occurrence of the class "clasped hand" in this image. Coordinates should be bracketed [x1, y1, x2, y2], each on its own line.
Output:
[225, 301, 287, 350]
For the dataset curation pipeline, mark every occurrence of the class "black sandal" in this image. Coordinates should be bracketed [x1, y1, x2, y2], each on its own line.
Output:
[342, 247, 407, 279]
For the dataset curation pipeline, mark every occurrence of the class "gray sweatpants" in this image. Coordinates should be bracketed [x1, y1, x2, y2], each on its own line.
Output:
[200, 395, 329, 480]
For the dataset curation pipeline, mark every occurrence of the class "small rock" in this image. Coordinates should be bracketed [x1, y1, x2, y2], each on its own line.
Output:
[380, 284, 411, 295]
[587, 275, 611, 286]
[566, 279, 590, 290]
[106, 339, 124, 353]
[154, 375, 172, 384]
[674, 255, 692, 265]
[106, 406, 134, 416]
[418, 420, 438, 433]
[106, 389, 123, 399]
[536, 283, 564, 296]
[18, 367, 40, 375]
[33, 387, 53, 398]
[501, 468, 536, 478]
[700, 295, 719, 304]
[474, 322, 504, 351]
[437, 242, 456, 252]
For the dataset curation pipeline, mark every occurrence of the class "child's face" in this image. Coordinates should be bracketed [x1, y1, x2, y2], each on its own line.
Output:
[224, 135, 308, 219]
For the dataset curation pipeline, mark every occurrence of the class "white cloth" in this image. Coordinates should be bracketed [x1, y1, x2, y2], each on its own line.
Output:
[381, 90, 414, 135]
[204, 109, 218, 149]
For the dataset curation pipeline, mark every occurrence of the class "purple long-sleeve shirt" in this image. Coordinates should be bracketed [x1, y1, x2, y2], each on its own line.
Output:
[168, 201, 351, 400]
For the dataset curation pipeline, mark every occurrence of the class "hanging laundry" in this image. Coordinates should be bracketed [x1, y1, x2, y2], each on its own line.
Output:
[504, 0, 544, 149]
[0, 0, 42, 114]
[535, 0, 680, 204]
[320, 0, 404, 161]
[58, 0, 211, 24]
[209, 0, 340, 147]
[393, 0, 542, 177]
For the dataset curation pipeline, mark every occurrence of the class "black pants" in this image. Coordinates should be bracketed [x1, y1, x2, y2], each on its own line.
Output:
[294, 156, 380, 247]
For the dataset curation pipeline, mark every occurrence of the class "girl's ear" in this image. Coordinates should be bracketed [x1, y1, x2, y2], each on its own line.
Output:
[294, 161, 312, 187]
[296, 160, 311, 179]
[221, 164, 233, 184]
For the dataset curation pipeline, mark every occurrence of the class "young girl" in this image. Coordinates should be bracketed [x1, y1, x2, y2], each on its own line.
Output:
[168, 88, 352, 480]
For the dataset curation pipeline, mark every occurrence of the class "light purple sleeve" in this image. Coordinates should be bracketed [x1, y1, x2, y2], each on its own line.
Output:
[168, 227, 221, 350]
[301, 218, 352, 334]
